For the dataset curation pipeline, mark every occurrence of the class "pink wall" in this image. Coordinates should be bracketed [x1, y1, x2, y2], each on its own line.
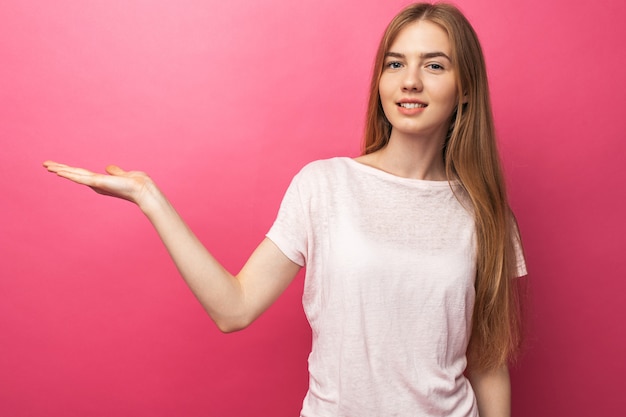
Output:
[1, 0, 625, 415]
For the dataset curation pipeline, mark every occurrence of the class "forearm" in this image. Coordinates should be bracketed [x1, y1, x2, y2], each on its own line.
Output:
[43, 161, 297, 332]
[139, 184, 247, 331]
[467, 365, 511, 417]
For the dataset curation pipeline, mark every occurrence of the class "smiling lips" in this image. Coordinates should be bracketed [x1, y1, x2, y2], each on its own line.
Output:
[397, 101, 427, 114]
[399, 102, 427, 109]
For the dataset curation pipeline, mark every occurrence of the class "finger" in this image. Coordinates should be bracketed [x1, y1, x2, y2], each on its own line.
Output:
[56, 166, 99, 177]
[54, 169, 99, 186]
[43, 162, 97, 178]
[43, 161, 71, 173]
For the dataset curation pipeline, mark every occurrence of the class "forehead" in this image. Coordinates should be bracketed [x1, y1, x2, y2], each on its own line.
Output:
[388, 20, 451, 55]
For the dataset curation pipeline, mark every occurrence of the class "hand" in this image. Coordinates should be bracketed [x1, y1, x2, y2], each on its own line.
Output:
[43, 161, 157, 207]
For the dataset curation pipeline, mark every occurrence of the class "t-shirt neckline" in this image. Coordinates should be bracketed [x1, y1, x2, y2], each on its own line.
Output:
[339, 157, 458, 188]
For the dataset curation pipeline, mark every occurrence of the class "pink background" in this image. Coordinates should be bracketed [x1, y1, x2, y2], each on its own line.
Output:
[1, 0, 625, 415]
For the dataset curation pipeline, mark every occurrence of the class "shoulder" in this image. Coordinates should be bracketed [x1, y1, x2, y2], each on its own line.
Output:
[299, 157, 350, 173]
[293, 157, 352, 182]
[284, 157, 357, 202]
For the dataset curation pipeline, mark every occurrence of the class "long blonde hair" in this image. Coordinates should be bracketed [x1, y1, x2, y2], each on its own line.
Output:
[364, 3, 523, 371]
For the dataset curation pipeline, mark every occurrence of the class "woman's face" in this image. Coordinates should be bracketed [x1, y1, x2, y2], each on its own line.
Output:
[378, 20, 459, 143]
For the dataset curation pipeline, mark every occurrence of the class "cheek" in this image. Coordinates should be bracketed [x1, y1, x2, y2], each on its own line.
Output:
[379, 100, 393, 122]
[378, 76, 390, 99]
[433, 83, 459, 109]
[378, 79, 394, 110]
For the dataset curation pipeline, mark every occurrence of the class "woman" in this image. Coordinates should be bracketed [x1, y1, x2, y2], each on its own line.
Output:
[44, 3, 526, 416]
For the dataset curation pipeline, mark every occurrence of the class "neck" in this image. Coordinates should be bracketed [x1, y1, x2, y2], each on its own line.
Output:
[366, 130, 447, 180]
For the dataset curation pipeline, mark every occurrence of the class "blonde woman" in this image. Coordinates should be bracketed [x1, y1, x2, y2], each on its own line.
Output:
[45, 3, 526, 416]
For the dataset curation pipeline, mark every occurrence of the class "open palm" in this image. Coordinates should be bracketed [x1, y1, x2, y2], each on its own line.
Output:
[43, 161, 154, 206]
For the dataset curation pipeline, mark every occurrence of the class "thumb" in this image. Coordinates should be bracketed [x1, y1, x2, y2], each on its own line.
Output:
[105, 165, 126, 176]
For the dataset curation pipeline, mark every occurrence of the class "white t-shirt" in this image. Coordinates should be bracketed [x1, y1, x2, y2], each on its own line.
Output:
[267, 157, 526, 417]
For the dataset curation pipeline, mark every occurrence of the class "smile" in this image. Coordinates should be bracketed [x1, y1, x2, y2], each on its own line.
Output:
[398, 103, 427, 109]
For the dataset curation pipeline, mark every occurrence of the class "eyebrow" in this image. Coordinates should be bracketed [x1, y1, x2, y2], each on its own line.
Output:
[385, 51, 452, 61]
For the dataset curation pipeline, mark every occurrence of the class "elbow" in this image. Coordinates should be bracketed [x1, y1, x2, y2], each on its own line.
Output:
[213, 315, 253, 334]
[216, 322, 247, 334]
[204, 295, 256, 333]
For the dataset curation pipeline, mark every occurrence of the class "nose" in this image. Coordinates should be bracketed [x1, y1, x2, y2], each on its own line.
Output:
[402, 67, 423, 92]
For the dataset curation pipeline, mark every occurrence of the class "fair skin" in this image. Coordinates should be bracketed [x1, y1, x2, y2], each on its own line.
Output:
[356, 20, 459, 180]
[43, 18, 509, 417]
[468, 365, 512, 417]
[356, 20, 511, 417]
[42, 162, 302, 333]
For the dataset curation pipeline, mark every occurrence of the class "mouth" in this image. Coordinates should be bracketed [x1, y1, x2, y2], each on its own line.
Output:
[398, 102, 427, 109]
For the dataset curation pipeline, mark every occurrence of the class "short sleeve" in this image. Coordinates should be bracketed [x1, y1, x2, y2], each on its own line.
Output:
[266, 171, 309, 267]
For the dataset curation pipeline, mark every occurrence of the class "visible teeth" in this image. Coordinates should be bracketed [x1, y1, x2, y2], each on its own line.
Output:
[399, 103, 426, 108]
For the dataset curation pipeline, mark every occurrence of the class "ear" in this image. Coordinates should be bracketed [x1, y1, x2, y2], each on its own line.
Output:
[461, 92, 469, 104]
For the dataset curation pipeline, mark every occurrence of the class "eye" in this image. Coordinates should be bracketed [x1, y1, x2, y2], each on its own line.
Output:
[385, 61, 403, 70]
[426, 63, 445, 71]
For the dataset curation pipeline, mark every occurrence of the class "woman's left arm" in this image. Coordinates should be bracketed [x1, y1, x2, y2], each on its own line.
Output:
[467, 365, 511, 417]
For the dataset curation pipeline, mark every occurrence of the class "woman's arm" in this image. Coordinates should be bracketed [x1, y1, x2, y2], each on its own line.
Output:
[466, 364, 511, 417]
[43, 162, 301, 332]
